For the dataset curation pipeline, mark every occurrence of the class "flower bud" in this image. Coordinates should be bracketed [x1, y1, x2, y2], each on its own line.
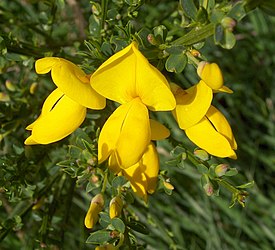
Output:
[163, 181, 174, 190]
[147, 34, 158, 45]
[203, 182, 214, 196]
[201, 175, 213, 196]
[0, 92, 10, 102]
[84, 193, 104, 229]
[109, 196, 123, 219]
[197, 61, 223, 90]
[221, 17, 236, 32]
[5, 80, 16, 92]
[215, 164, 228, 177]
[30, 82, 38, 94]
[190, 49, 200, 57]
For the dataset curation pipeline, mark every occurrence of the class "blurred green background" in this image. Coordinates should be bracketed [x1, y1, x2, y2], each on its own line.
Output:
[1, 0, 275, 249]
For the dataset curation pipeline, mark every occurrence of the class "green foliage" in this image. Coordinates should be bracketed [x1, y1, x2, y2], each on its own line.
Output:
[1, 0, 275, 249]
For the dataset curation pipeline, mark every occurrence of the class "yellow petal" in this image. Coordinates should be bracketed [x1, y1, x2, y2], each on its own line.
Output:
[84, 203, 100, 229]
[98, 99, 150, 168]
[171, 81, 213, 129]
[140, 143, 159, 194]
[206, 106, 237, 150]
[185, 115, 236, 159]
[91, 42, 176, 111]
[197, 62, 223, 90]
[24, 135, 39, 145]
[29, 91, 86, 144]
[108, 152, 121, 174]
[216, 85, 233, 94]
[35, 57, 59, 74]
[122, 162, 148, 202]
[84, 194, 104, 229]
[36, 57, 106, 109]
[109, 196, 123, 219]
[150, 119, 170, 140]
[26, 88, 66, 130]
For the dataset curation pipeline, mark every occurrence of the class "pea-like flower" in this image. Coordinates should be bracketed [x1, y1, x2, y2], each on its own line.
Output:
[85, 193, 104, 229]
[172, 82, 237, 158]
[108, 121, 170, 201]
[25, 57, 106, 145]
[90, 42, 176, 169]
[109, 196, 123, 219]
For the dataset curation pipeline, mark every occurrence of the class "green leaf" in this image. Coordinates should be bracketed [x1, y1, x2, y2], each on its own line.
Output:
[128, 220, 150, 235]
[99, 212, 111, 228]
[225, 168, 238, 176]
[173, 23, 215, 46]
[112, 176, 127, 189]
[196, 164, 209, 175]
[228, 2, 247, 21]
[89, 14, 101, 37]
[165, 53, 187, 73]
[81, 139, 96, 155]
[236, 180, 255, 189]
[214, 24, 236, 49]
[153, 25, 167, 44]
[180, 0, 198, 20]
[86, 230, 111, 244]
[111, 218, 125, 233]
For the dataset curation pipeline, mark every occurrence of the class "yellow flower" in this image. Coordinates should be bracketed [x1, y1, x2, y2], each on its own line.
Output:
[85, 193, 104, 229]
[25, 57, 106, 145]
[185, 105, 237, 159]
[106, 120, 169, 201]
[197, 61, 233, 93]
[109, 196, 123, 219]
[91, 42, 175, 169]
[35, 57, 106, 109]
[90, 42, 176, 111]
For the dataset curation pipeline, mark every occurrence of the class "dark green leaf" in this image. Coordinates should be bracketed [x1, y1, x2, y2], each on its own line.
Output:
[180, 0, 197, 20]
[128, 220, 149, 235]
[86, 230, 111, 244]
[165, 53, 187, 73]
[111, 218, 125, 233]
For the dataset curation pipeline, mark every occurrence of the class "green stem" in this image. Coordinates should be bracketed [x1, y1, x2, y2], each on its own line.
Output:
[215, 178, 240, 194]
[100, 0, 109, 42]
[101, 170, 109, 194]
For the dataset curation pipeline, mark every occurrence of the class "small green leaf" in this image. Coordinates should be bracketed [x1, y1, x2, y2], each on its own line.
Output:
[99, 212, 111, 228]
[86, 230, 111, 244]
[111, 218, 125, 233]
[112, 176, 127, 189]
[128, 220, 150, 235]
[225, 168, 238, 176]
[165, 53, 187, 73]
[180, 0, 198, 20]
[153, 25, 167, 43]
[214, 24, 236, 49]
[170, 146, 186, 157]
[237, 180, 255, 189]
[228, 2, 247, 21]
[89, 14, 101, 37]
[196, 164, 209, 175]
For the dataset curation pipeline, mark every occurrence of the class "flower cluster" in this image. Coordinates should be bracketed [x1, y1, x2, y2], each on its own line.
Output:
[25, 41, 237, 228]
